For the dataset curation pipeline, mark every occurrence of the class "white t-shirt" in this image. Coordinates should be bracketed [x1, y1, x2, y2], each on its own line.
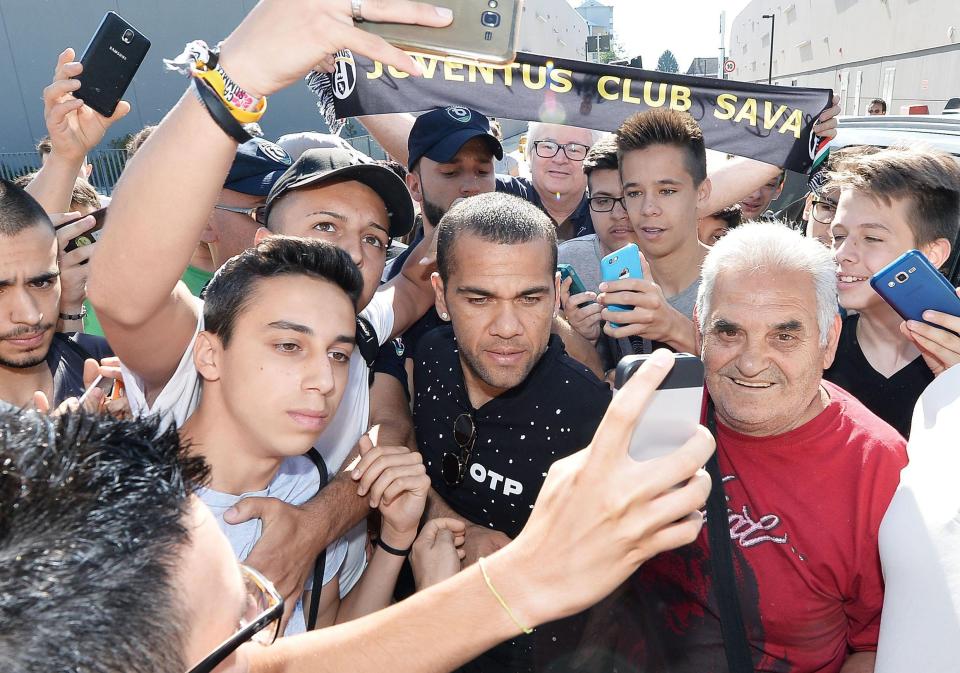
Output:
[876, 364, 960, 672]
[121, 291, 396, 596]
[199, 454, 348, 636]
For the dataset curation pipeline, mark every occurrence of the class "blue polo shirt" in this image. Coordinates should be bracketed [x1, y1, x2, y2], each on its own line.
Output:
[496, 175, 594, 241]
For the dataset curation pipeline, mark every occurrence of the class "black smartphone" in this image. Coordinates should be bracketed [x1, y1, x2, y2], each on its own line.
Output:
[75, 12, 150, 117]
[60, 207, 108, 253]
[614, 353, 705, 463]
[870, 250, 960, 333]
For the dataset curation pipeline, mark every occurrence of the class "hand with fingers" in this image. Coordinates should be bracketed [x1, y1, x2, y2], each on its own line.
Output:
[44, 48, 131, 162]
[52, 211, 99, 315]
[813, 94, 842, 141]
[33, 356, 123, 415]
[351, 438, 430, 551]
[411, 518, 467, 589]
[560, 276, 602, 344]
[598, 251, 694, 350]
[461, 524, 511, 567]
[901, 294, 960, 376]
[486, 348, 714, 627]
[216, 0, 454, 100]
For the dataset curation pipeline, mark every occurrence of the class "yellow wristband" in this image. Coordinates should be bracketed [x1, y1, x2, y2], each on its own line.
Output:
[192, 67, 266, 124]
[478, 556, 534, 635]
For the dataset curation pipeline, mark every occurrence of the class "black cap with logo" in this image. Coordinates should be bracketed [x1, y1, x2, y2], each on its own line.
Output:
[407, 106, 503, 171]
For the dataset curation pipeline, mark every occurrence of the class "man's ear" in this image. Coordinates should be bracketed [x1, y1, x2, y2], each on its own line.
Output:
[920, 237, 952, 270]
[553, 270, 562, 315]
[821, 312, 843, 371]
[695, 177, 713, 216]
[254, 226, 270, 245]
[406, 170, 424, 205]
[193, 331, 224, 383]
[432, 272, 449, 320]
[692, 305, 705, 357]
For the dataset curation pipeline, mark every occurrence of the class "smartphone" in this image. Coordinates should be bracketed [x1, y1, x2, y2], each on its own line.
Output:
[360, 0, 523, 65]
[870, 250, 960, 332]
[557, 263, 595, 310]
[600, 243, 644, 326]
[75, 12, 150, 117]
[78, 374, 115, 405]
[59, 208, 107, 253]
[614, 353, 705, 463]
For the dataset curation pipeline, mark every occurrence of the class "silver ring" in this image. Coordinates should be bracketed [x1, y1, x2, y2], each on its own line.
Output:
[351, 0, 364, 22]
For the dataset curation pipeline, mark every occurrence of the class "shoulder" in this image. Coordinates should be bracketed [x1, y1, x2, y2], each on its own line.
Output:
[414, 325, 455, 363]
[558, 234, 598, 254]
[361, 292, 395, 345]
[496, 174, 532, 197]
[552, 339, 613, 401]
[825, 381, 908, 464]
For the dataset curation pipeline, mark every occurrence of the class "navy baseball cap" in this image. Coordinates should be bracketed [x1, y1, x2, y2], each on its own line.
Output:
[265, 147, 415, 237]
[223, 138, 293, 197]
[407, 106, 503, 171]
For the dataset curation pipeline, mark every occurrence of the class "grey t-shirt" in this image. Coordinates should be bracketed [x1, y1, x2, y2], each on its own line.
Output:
[557, 234, 604, 293]
[199, 455, 348, 636]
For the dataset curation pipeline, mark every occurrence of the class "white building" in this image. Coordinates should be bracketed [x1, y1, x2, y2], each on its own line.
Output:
[576, 0, 614, 36]
[728, 0, 960, 114]
[520, 0, 590, 60]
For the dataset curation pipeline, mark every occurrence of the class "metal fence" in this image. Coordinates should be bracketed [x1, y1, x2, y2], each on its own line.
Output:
[0, 135, 389, 197]
[0, 149, 127, 195]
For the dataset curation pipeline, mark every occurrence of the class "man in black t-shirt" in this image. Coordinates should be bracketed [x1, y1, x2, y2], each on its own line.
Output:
[414, 192, 611, 673]
[0, 180, 112, 409]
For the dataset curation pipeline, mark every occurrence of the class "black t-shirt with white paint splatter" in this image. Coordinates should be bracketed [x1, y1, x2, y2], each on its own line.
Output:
[413, 326, 610, 673]
[413, 326, 610, 539]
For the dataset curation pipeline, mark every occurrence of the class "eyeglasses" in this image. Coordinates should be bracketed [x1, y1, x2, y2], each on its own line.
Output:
[441, 413, 476, 487]
[533, 140, 590, 162]
[186, 565, 284, 673]
[588, 195, 628, 213]
[214, 203, 266, 224]
[810, 198, 837, 225]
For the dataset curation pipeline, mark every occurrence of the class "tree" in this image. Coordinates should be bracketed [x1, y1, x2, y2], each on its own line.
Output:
[598, 32, 626, 65]
[656, 50, 679, 73]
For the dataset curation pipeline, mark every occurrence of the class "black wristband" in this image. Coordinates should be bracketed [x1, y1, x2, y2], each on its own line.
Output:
[377, 537, 411, 557]
[191, 78, 251, 144]
[59, 307, 87, 321]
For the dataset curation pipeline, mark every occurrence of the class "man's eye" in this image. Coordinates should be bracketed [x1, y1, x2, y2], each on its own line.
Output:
[776, 333, 796, 342]
[329, 351, 351, 363]
[29, 280, 52, 289]
[363, 235, 384, 249]
[467, 297, 489, 305]
[313, 222, 336, 233]
[519, 296, 541, 305]
[275, 342, 301, 353]
[625, 190, 641, 199]
[660, 189, 676, 196]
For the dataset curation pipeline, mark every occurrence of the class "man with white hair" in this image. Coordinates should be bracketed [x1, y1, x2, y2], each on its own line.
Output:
[579, 222, 908, 673]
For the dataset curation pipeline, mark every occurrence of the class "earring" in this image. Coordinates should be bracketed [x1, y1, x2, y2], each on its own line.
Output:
[441, 312, 449, 321]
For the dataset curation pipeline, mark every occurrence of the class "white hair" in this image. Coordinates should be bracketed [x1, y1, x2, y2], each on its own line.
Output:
[695, 221, 838, 346]
[525, 122, 604, 160]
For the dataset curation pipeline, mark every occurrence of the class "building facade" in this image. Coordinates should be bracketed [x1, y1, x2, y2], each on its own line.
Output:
[575, 0, 614, 36]
[728, 0, 960, 114]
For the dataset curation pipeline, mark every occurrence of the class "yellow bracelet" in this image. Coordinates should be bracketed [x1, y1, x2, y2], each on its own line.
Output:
[477, 556, 534, 635]
[193, 67, 267, 124]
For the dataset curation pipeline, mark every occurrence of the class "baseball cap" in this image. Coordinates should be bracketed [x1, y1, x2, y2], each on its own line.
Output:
[265, 147, 415, 237]
[224, 138, 293, 197]
[407, 106, 503, 171]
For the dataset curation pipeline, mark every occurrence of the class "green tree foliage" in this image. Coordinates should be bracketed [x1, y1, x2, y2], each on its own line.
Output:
[656, 49, 679, 73]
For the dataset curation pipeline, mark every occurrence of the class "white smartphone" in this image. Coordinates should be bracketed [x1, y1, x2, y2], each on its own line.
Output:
[614, 353, 705, 462]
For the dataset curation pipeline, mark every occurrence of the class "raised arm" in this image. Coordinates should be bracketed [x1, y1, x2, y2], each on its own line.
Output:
[357, 113, 417, 167]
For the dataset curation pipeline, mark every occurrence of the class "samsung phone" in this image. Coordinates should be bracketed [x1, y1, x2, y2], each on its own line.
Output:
[360, 0, 523, 65]
[600, 243, 644, 326]
[76, 12, 150, 117]
[557, 263, 594, 308]
[614, 353, 705, 463]
[870, 250, 960, 332]
[60, 208, 107, 253]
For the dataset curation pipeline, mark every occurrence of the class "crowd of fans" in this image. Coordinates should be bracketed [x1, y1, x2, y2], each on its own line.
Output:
[2, 1, 960, 672]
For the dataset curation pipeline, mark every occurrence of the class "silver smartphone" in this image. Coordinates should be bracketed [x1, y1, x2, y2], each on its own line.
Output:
[360, 0, 523, 65]
[614, 353, 706, 462]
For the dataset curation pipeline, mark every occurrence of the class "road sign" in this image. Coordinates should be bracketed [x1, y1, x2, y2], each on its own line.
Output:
[723, 59, 736, 73]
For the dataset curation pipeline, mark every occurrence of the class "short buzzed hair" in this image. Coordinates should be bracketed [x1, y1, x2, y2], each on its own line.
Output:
[0, 179, 54, 237]
[616, 109, 707, 185]
[829, 145, 960, 247]
[437, 192, 557, 282]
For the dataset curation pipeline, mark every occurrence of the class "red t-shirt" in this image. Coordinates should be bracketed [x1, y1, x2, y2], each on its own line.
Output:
[568, 382, 907, 673]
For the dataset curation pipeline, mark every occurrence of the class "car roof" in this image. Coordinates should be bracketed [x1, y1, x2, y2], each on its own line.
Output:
[829, 115, 960, 157]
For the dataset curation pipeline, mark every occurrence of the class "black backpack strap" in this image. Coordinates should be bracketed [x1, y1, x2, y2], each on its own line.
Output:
[304, 448, 328, 631]
[704, 398, 754, 673]
[356, 316, 380, 387]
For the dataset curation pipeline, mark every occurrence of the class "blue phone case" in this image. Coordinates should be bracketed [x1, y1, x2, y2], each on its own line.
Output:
[870, 250, 960, 329]
[600, 243, 644, 327]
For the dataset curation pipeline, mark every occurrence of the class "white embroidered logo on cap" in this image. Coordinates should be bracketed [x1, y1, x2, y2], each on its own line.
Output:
[446, 106, 472, 123]
[333, 50, 357, 100]
[256, 139, 292, 166]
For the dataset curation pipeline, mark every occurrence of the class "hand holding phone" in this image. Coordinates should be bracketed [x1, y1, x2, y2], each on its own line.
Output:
[75, 12, 150, 118]
[870, 250, 960, 333]
[57, 208, 107, 254]
[600, 243, 644, 327]
[614, 353, 705, 463]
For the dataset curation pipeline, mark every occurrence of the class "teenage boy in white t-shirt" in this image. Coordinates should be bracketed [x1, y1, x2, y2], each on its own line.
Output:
[89, 128, 439, 619]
